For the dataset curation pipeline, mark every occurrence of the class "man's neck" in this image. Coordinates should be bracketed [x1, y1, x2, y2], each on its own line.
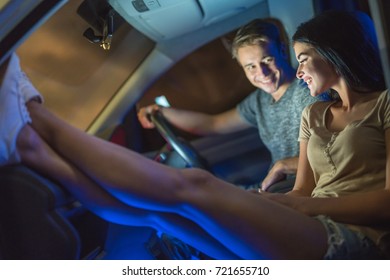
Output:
[272, 67, 296, 102]
[271, 82, 292, 102]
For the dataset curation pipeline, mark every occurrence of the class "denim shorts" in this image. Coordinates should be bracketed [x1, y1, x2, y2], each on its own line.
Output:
[316, 215, 385, 259]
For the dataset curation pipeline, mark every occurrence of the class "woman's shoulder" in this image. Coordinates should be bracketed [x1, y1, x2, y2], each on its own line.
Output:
[304, 100, 334, 113]
[379, 89, 390, 101]
[300, 100, 334, 125]
[371, 89, 390, 110]
[376, 89, 390, 114]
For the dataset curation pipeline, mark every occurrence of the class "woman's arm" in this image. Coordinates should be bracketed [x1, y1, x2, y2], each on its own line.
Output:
[268, 130, 390, 226]
[287, 140, 316, 196]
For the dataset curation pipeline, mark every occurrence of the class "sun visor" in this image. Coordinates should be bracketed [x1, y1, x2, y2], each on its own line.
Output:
[108, 0, 265, 41]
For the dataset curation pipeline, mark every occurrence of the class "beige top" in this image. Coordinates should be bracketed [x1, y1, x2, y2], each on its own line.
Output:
[299, 90, 390, 254]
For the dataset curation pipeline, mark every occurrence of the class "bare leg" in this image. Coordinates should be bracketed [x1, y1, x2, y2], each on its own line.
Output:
[0, 55, 241, 260]
[16, 124, 240, 259]
[2, 53, 327, 259]
[27, 102, 328, 259]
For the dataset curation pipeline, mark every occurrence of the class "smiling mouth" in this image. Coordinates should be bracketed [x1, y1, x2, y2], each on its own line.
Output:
[262, 78, 273, 83]
[304, 78, 312, 85]
[255, 76, 274, 84]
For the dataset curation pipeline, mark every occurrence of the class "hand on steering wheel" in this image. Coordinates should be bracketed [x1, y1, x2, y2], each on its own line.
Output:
[149, 110, 210, 170]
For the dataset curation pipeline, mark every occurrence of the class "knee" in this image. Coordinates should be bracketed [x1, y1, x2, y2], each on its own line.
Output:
[17, 125, 40, 156]
[182, 168, 214, 184]
[175, 168, 216, 198]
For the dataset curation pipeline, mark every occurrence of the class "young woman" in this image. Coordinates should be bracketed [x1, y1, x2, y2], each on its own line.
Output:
[1, 10, 389, 259]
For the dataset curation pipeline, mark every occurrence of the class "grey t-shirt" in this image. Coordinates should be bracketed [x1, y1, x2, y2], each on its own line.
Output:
[237, 78, 318, 165]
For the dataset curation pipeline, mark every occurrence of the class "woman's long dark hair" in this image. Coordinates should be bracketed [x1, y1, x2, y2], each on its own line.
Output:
[293, 10, 385, 93]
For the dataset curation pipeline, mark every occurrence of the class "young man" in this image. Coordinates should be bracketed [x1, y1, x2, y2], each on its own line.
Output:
[138, 19, 319, 192]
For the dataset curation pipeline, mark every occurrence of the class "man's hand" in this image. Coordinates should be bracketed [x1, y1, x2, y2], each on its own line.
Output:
[261, 157, 299, 191]
[137, 104, 160, 129]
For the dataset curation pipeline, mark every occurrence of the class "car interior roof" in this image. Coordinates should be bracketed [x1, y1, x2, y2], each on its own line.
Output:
[1, 0, 390, 136]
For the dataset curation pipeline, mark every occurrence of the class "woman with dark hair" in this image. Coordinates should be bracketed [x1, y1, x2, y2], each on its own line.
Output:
[0, 10, 389, 259]
[293, 11, 385, 93]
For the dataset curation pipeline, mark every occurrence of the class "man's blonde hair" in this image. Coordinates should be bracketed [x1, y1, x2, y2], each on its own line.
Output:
[231, 18, 289, 60]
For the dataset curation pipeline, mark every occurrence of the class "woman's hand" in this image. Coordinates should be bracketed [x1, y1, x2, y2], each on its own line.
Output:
[257, 190, 312, 215]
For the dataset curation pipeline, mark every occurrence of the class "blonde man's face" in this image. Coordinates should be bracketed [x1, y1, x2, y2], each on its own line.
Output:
[237, 41, 285, 94]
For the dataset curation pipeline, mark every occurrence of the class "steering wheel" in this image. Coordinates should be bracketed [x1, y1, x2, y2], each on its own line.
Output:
[149, 110, 210, 170]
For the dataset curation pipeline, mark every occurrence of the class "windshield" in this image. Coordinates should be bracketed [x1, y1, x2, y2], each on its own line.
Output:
[15, 0, 154, 130]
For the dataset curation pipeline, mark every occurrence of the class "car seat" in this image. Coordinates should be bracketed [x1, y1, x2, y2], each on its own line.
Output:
[0, 164, 108, 259]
